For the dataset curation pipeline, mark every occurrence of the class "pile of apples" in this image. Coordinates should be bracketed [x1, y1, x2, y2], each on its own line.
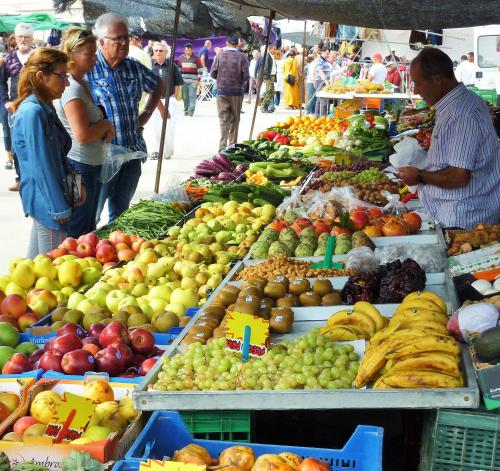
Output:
[36, 321, 160, 378]
[348, 206, 422, 237]
[2, 380, 138, 444]
[0, 390, 20, 423]
[47, 231, 143, 266]
[0, 321, 40, 375]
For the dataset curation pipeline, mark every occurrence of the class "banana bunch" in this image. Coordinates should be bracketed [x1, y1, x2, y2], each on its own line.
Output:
[355, 291, 463, 389]
[320, 302, 388, 341]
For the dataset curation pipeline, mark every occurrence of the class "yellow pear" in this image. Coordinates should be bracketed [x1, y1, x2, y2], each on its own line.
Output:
[118, 396, 139, 422]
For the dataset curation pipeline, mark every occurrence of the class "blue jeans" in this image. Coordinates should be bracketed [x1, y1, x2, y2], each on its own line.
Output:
[68, 159, 102, 237]
[182, 81, 197, 115]
[0, 104, 11, 152]
[306, 83, 316, 115]
[27, 218, 67, 259]
[96, 158, 141, 224]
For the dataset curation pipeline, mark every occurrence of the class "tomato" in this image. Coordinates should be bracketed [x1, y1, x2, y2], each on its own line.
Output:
[382, 221, 408, 237]
[331, 226, 353, 237]
[403, 212, 422, 233]
[349, 210, 369, 230]
[365, 114, 375, 123]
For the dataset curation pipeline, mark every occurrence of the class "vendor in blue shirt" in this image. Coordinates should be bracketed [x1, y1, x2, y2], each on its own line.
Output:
[198, 40, 212, 71]
[12, 48, 87, 257]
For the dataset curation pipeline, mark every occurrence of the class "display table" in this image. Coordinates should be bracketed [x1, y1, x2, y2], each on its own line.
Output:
[315, 91, 420, 100]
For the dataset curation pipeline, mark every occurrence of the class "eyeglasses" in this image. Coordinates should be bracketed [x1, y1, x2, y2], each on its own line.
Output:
[16, 35, 32, 40]
[153, 49, 167, 53]
[51, 72, 70, 80]
[105, 35, 130, 44]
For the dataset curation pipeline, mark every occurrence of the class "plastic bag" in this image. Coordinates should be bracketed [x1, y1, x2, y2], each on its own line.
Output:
[154, 175, 190, 204]
[277, 187, 307, 219]
[381, 192, 408, 216]
[345, 247, 380, 273]
[389, 137, 427, 170]
[374, 244, 446, 273]
[306, 192, 336, 219]
[100, 144, 147, 183]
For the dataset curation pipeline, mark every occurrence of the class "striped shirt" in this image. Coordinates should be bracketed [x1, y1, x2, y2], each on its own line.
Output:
[419, 83, 500, 228]
[87, 50, 159, 152]
[314, 57, 330, 82]
[177, 53, 203, 81]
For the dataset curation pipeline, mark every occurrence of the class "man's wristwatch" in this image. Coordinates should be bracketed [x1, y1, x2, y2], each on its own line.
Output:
[417, 170, 425, 184]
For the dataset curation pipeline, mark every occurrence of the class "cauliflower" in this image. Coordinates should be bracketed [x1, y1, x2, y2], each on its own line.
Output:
[268, 241, 293, 257]
[250, 241, 270, 259]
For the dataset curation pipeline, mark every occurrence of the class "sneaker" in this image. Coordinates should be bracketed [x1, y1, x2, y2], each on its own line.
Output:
[150, 152, 159, 160]
[9, 182, 19, 192]
[184, 111, 188, 116]
[5, 161, 13, 170]
[163, 155, 172, 160]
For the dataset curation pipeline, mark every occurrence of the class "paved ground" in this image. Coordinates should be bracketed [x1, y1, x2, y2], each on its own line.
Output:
[0, 99, 296, 268]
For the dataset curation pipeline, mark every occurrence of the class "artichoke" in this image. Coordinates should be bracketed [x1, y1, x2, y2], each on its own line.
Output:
[295, 243, 315, 257]
[278, 227, 300, 251]
[250, 241, 270, 259]
[258, 228, 279, 244]
[268, 241, 293, 257]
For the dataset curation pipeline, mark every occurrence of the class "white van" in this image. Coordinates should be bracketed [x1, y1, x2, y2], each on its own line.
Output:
[474, 25, 500, 90]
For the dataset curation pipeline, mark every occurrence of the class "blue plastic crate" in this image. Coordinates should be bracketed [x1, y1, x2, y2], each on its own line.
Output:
[42, 370, 142, 384]
[112, 462, 138, 471]
[1, 368, 44, 380]
[18, 331, 56, 345]
[125, 411, 383, 471]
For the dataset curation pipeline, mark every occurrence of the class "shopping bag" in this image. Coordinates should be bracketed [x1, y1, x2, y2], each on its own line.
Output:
[389, 137, 427, 169]
[100, 144, 147, 183]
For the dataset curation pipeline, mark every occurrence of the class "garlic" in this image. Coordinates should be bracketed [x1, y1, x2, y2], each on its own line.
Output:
[471, 279, 492, 294]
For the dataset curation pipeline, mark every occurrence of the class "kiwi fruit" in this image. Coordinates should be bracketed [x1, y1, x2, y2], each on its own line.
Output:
[270, 312, 293, 334]
[322, 291, 342, 306]
[234, 295, 260, 315]
[189, 331, 210, 343]
[299, 291, 322, 307]
[212, 326, 226, 337]
[180, 335, 198, 345]
[238, 286, 262, 298]
[260, 298, 274, 318]
[312, 278, 333, 297]
[270, 275, 289, 289]
[276, 293, 299, 308]
[217, 285, 240, 306]
[270, 306, 294, 321]
[246, 276, 267, 289]
[264, 282, 287, 300]
[203, 305, 226, 319]
[190, 325, 214, 337]
[194, 318, 220, 330]
[289, 277, 311, 295]
[179, 316, 191, 327]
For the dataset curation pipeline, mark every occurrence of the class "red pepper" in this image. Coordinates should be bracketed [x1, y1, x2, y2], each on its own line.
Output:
[365, 115, 375, 123]
[258, 130, 279, 140]
[272, 133, 290, 145]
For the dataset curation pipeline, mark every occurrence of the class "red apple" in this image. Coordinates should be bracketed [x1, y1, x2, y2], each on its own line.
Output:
[349, 210, 369, 230]
[131, 238, 145, 252]
[147, 346, 163, 358]
[130, 353, 146, 368]
[39, 351, 63, 372]
[61, 349, 95, 375]
[95, 346, 125, 376]
[28, 349, 45, 365]
[75, 242, 95, 258]
[114, 242, 130, 252]
[61, 237, 78, 252]
[117, 249, 136, 262]
[2, 353, 31, 374]
[139, 357, 158, 376]
[13, 416, 38, 435]
[96, 240, 114, 249]
[52, 332, 83, 355]
[109, 342, 133, 366]
[95, 244, 116, 264]
[48, 247, 68, 259]
[312, 222, 331, 235]
[44, 338, 56, 352]
[109, 231, 132, 246]
[1, 294, 27, 318]
[0, 315, 19, 329]
[57, 323, 87, 339]
[88, 323, 106, 338]
[82, 336, 101, 347]
[17, 313, 39, 332]
[0, 290, 5, 304]
[78, 232, 99, 248]
[128, 328, 155, 354]
[99, 321, 128, 347]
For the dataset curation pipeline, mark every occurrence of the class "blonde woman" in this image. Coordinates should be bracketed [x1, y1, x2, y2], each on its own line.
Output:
[55, 27, 115, 237]
[12, 48, 86, 257]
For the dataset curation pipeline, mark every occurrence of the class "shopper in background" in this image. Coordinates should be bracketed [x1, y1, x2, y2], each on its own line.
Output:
[177, 44, 202, 116]
[259, 44, 276, 113]
[246, 49, 259, 104]
[128, 30, 153, 114]
[455, 53, 475, 86]
[386, 62, 402, 90]
[210, 35, 249, 151]
[0, 23, 34, 191]
[145, 41, 183, 160]
[273, 49, 284, 107]
[199, 40, 212, 71]
[328, 50, 343, 83]
[367, 52, 387, 85]
[283, 48, 300, 109]
[55, 28, 115, 237]
[11, 48, 86, 257]
[305, 53, 318, 115]
[313, 48, 331, 116]
[398, 47, 500, 228]
[88, 12, 164, 223]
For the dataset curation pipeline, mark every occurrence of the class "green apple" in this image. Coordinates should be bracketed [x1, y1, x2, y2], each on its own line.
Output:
[170, 288, 198, 309]
[147, 262, 165, 280]
[82, 267, 101, 285]
[85, 258, 103, 270]
[140, 303, 154, 321]
[0, 323, 19, 348]
[117, 296, 139, 311]
[9, 257, 28, 274]
[105, 290, 128, 313]
[149, 297, 168, 315]
[148, 285, 172, 302]
[86, 287, 109, 308]
[16, 342, 38, 356]
[92, 281, 113, 293]
[83, 425, 111, 441]
[76, 299, 98, 315]
[235, 223, 248, 234]
[0, 346, 16, 369]
[156, 277, 168, 286]
[34, 277, 60, 291]
[5, 282, 26, 297]
[215, 231, 232, 243]
[67, 292, 86, 310]
[33, 255, 58, 280]
[0, 275, 11, 292]
[136, 249, 158, 266]
[61, 286, 75, 297]
[74, 258, 90, 269]
[131, 283, 148, 298]
[165, 303, 186, 318]
[52, 291, 67, 305]
[11, 260, 36, 289]
[222, 219, 236, 231]
[57, 260, 83, 288]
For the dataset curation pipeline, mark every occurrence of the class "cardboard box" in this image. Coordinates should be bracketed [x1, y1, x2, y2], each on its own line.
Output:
[469, 346, 500, 410]
[0, 377, 144, 470]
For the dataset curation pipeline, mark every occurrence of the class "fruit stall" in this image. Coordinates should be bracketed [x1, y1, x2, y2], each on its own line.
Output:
[0, 106, 498, 470]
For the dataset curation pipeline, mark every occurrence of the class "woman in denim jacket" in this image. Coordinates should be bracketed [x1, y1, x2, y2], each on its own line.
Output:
[11, 48, 85, 258]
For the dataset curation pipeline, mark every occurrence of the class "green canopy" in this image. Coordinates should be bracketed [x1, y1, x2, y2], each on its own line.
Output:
[0, 13, 74, 33]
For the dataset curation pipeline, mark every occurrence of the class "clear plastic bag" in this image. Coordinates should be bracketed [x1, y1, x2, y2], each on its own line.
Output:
[100, 144, 147, 183]
[375, 244, 446, 273]
[306, 192, 337, 219]
[345, 247, 380, 273]
[389, 137, 427, 170]
[382, 192, 408, 216]
[154, 175, 190, 204]
[277, 187, 307, 219]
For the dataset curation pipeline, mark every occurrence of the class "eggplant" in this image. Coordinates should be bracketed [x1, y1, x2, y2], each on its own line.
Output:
[212, 154, 234, 172]
[234, 164, 246, 173]
[218, 172, 239, 180]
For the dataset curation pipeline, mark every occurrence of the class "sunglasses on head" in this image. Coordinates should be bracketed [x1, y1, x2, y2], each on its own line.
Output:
[69, 29, 93, 50]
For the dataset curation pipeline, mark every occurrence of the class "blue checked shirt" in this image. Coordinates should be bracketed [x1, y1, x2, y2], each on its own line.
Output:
[419, 83, 500, 228]
[87, 50, 159, 152]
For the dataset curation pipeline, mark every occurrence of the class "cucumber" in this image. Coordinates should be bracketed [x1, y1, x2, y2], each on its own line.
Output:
[474, 328, 500, 362]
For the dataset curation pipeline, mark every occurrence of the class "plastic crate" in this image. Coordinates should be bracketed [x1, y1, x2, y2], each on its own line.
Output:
[419, 408, 500, 471]
[471, 88, 497, 106]
[125, 411, 383, 471]
[112, 462, 138, 471]
[180, 410, 253, 442]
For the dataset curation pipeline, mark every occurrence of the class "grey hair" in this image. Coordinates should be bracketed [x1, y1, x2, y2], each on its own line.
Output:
[93, 12, 128, 40]
[14, 23, 33, 37]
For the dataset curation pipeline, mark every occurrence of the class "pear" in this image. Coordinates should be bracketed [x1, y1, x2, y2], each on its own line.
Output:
[24, 423, 47, 437]
[3, 432, 22, 442]
[118, 396, 139, 422]
[11, 261, 36, 289]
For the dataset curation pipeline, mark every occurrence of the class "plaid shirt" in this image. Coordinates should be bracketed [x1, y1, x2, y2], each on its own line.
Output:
[210, 48, 249, 96]
[87, 50, 159, 152]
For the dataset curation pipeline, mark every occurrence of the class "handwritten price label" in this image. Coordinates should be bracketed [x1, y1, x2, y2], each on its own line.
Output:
[139, 461, 206, 471]
[226, 311, 269, 358]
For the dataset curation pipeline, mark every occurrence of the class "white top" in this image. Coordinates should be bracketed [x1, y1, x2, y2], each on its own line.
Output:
[306, 59, 317, 84]
[456, 60, 476, 86]
[368, 63, 387, 85]
[16, 50, 32, 65]
[275, 58, 284, 92]
[329, 62, 343, 83]
[249, 58, 257, 78]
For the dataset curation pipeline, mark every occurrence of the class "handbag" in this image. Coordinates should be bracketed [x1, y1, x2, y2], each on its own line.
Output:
[286, 74, 296, 86]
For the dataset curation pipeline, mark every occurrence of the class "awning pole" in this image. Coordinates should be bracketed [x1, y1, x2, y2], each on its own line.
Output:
[154, 0, 182, 194]
[299, 20, 307, 117]
[249, 10, 275, 140]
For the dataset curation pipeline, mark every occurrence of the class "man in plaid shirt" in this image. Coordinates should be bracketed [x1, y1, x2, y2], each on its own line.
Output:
[87, 13, 164, 223]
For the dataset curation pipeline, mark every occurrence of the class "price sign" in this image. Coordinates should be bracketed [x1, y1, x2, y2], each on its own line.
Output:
[226, 311, 269, 359]
[45, 392, 96, 443]
[139, 460, 206, 471]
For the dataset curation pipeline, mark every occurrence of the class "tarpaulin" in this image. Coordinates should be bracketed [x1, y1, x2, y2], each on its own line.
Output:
[0, 13, 74, 33]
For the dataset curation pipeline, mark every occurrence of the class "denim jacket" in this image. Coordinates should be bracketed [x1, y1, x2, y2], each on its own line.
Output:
[12, 94, 73, 230]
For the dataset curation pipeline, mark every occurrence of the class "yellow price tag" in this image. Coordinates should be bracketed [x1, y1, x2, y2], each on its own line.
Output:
[139, 460, 206, 471]
[226, 311, 269, 358]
